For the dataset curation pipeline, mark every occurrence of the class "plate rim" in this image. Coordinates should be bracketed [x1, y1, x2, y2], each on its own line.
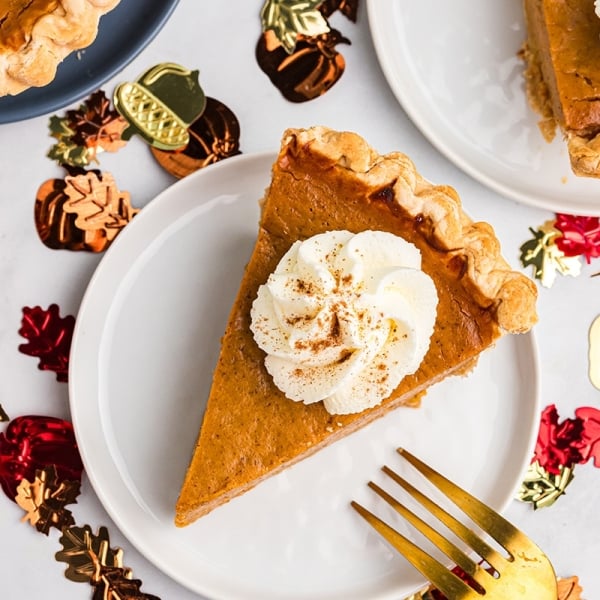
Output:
[69, 151, 541, 600]
[365, 0, 600, 216]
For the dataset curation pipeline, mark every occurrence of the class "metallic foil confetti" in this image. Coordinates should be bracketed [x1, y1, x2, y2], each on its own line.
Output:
[260, 0, 330, 54]
[150, 96, 241, 178]
[114, 63, 207, 150]
[61, 171, 138, 244]
[318, 0, 359, 20]
[533, 404, 584, 475]
[589, 315, 600, 390]
[35, 174, 123, 252]
[55, 525, 161, 597]
[47, 119, 92, 167]
[18, 304, 75, 382]
[0, 405, 8, 422]
[554, 213, 600, 262]
[518, 460, 575, 509]
[66, 90, 128, 153]
[557, 576, 584, 600]
[0, 415, 83, 502]
[15, 465, 80, 535]
[407, 574, 582, 600]
[256, 28, 349, 102]
[575, 406, 600, 467]
[91, 566, 161, 600]
[47, 90, 128, 167]
[56, 525, 126, 583]
[520, 222, 582, 287]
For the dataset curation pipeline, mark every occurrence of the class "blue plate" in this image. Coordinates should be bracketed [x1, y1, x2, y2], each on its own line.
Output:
[0, 0, 179, 124]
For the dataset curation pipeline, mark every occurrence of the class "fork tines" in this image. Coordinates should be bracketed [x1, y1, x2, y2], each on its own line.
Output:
[351, 448, 557, 599]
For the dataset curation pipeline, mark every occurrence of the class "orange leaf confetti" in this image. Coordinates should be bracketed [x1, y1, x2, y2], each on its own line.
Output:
[15, 465, 80, 535]
[557, 576, 584, 599]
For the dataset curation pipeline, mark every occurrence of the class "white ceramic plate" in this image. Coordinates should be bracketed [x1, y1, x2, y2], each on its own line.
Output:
[69, 152, 540, 600]
[367, 0, 600, 215]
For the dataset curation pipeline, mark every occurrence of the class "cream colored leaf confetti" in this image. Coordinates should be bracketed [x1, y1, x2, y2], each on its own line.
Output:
[520, 221, 582, 288]
[589, 315, 600, 390]
[62, 171, 138, 240]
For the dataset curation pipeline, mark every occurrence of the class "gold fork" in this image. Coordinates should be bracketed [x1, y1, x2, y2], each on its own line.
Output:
[351, 448, 557, 599]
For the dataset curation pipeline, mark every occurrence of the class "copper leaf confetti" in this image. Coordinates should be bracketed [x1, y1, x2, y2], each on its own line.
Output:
[15, 465, 80, 535]
[56, 525, 126, 583]
[91, 566, 161, 600]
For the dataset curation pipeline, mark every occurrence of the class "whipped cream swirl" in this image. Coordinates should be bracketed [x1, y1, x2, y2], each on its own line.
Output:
[250, 230, 438, 415]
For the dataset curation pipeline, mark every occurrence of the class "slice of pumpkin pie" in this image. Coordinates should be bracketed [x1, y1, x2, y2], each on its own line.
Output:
[521, 0, 600, 177]
[174, 126, 537, 527]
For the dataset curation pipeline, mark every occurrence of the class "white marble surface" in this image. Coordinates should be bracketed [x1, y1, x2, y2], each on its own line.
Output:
[0, 1, 599, 598]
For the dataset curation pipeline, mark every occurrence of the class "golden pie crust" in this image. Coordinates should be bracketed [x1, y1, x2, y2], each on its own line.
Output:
[0, 0, 121, 96]
[174, 126, 537, 527]
[522, 0, 600, 177]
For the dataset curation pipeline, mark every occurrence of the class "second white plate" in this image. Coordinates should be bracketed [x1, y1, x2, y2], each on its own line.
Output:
[367, 0, 600, 215]
[69, 152, 540, 600]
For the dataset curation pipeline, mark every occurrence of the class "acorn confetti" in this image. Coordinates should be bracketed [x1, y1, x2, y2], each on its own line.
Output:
[150, 96, 241, 179]
[0, 57, 249, 600]
[114, 62, 207, 151]
[36, 62, 241, 252]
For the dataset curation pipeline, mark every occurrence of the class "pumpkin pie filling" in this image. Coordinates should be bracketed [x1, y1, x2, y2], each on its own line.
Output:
[175, 127, 537, 527]
[522, 0, 600, 177]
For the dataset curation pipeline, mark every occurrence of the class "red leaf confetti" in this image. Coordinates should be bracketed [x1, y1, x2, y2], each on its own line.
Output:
[574, 406, 600, 468]
[18, 304, 75, 382]
[554, 213, 600, 263]
[532, 405, 584, 474]
[0, 415, 83, 502]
